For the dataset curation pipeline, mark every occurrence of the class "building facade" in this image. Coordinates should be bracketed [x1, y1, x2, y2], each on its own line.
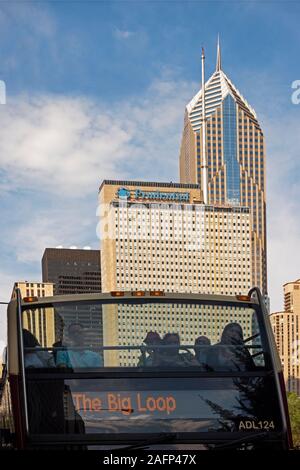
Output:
[179, 41, 267, 296]
[11, 281, 55, 348]
[270, 279, 300, 395]
[99, 180, 252, 296]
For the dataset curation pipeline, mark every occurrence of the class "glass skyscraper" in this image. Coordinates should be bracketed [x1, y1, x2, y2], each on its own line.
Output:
[179, 40, 267, 296]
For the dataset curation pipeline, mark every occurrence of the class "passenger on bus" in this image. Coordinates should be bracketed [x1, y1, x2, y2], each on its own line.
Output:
[159, 333, 197, 367]
[194, 336, 211, 367]
[222, 323, 256, 370]
[137, 331, 161, 367]
[206, 323, 255, 371]
[56, 323, 103, 368]
[23, 329, 55, 368]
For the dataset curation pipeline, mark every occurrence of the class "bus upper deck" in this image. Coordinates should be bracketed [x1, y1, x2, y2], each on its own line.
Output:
[0, 288, 293, 449]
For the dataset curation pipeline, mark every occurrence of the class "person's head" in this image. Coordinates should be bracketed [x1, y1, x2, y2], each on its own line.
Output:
[23, 329, 39, 349]
[194, 336, 211, 359]
[221, 323, 244, 345]
[144, 332, 161, 353]
[68, 323, 85, 346]
[162, 333, 180, 356]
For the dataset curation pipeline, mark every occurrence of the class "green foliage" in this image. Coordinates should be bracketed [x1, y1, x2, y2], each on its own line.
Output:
[287, 392, 300, 448]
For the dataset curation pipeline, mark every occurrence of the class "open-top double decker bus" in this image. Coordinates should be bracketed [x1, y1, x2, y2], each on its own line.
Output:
[0, 288, 292, 450]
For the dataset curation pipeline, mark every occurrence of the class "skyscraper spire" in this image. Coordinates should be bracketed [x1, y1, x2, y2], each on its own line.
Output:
[216, 34, 222, 71]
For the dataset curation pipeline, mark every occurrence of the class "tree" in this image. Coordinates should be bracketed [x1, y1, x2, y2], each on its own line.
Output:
[287, 392, 300, 448]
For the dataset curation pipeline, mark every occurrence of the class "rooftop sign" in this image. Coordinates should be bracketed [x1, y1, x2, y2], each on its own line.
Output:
[117, 187, 190, 202]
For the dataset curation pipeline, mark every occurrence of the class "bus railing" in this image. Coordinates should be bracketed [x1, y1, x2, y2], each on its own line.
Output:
[23, 344, 264, 352]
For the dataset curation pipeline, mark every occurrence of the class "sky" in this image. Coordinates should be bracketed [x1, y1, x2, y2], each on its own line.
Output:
[0, 0, 300, 353]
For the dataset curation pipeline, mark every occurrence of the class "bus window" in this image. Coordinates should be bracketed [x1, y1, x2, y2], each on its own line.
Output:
[21, 301, 266, 372]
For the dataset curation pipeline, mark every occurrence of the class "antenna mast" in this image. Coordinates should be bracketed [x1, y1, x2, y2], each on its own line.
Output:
[201, 47, 208, 204]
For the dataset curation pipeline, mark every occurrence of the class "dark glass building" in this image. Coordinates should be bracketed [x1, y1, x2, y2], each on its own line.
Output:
[42, 248, 102, 351]
[42, 247, 101, 295]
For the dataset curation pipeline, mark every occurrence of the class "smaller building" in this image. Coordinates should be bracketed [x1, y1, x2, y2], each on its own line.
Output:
[11, 281, 53, 300]
[270, 279, 300, 395]
[11, 281, 55, 348]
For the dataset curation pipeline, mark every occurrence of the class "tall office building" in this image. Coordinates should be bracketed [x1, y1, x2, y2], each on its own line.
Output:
[11, 281, 55, 347]
[179, 39, 267, 296]
[42, 247, 102, 350]
[99, 180, 251, 296]
[99, 180, 253, 366]
[270, 279, 300, 395]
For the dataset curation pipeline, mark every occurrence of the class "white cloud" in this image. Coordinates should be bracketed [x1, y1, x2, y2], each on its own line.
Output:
[114, 28, 135, 40]
[0, 95, 132, 196]
[0, 77, 194, 198]
[0, 79, 193, 240]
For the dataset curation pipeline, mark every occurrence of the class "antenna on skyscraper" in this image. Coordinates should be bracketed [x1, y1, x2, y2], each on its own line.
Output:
[216, 34, 222, 72]
[201, 46, 208, 204]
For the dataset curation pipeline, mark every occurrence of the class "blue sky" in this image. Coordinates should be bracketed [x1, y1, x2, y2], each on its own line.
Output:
[1, 1, 299, 99]
[0, 0, 300, 350]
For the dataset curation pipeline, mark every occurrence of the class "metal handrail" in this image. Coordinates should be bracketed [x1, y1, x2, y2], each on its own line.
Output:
[24, 344, 263, 352]
[16, 288, 29, 433]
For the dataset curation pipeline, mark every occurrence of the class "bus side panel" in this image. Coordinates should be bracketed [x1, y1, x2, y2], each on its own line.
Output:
[9, 374, 26, 449]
